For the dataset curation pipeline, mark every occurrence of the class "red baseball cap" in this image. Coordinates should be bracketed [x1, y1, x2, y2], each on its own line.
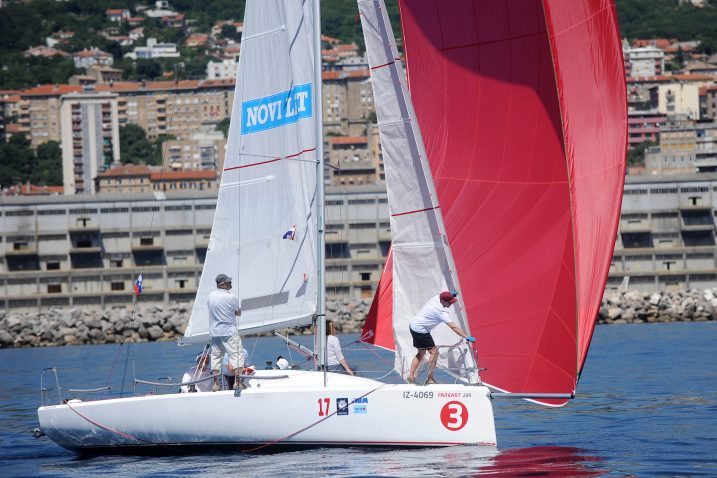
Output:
[439, 291, 457, 304]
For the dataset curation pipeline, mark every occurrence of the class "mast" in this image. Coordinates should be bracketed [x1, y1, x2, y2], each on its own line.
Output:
[313, 0, 327, 383]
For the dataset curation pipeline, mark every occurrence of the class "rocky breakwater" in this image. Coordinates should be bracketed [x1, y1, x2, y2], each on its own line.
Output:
[598, 289, 717, 324]
[2, 290, 714, 349]
[0, 299, 372, 349]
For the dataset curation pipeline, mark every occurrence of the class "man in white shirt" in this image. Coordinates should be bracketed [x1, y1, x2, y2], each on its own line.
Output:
[207, 273, 246, 391]
[180, 353, 212, 393]
[407, 291, 475, 385]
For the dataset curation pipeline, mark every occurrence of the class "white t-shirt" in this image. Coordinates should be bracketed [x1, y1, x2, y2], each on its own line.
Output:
[207, 288, 240, 337]
[180, 366, 212, 393]
[326, 335, 344, 367]
[410, 295, 452, 333]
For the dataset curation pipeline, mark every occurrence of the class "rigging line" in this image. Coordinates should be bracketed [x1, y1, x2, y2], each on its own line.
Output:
[65, 400, 154, 445]
[101, 342, 124, 400]
[240, 381, 390, 453]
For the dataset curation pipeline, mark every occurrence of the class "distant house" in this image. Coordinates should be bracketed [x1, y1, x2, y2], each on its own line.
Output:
[3, 183, 64, 196]
[162, 13, 186, 29]
[86, 65, 124, 83]
[207, 58, 239, 79]
[106, 8, 131, 23]
[185, 34, 209, 48]
[211, 20, 243, 38]
[126, 38, 180, 60]
[72, 49, 114, 69]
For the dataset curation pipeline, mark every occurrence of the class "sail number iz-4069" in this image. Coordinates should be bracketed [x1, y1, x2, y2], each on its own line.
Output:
[403, 391, 433, 399]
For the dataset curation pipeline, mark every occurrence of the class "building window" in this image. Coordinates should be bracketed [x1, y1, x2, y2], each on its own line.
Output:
[47, 284, 62, 294]
[111, 281, 125, 291]
[46, 262, 61, 270]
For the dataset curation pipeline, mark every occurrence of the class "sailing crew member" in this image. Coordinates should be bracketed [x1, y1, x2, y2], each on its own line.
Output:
[326, 320, 354, 376]
[207, 273, 246, 391]
[407, 291, 475, 385]
[180, 352, 212, 393]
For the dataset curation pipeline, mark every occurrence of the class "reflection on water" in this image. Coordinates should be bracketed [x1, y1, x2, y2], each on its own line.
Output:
[37, 445, 605, 478]
[482, 447, 605, 477]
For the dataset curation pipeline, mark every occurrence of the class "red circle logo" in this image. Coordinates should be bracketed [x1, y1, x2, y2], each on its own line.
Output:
[440, 401, 468, 431]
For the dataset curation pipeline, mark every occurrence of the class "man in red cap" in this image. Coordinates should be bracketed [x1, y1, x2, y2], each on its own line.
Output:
[407, 291, 475, 385]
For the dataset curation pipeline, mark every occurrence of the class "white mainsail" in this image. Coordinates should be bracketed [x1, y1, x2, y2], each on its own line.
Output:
[358, 0, 477, 381]
[183, 0, 319, 343]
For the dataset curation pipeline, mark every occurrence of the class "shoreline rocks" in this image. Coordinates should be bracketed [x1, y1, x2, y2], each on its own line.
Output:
[1, 290, 714, 349]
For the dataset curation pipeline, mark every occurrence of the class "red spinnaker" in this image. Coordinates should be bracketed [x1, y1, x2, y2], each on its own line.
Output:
[363, 0, 626, 404]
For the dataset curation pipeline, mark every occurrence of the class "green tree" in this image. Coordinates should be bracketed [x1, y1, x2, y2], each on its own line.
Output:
[0, 135, 37, 188]
[216, 117, 231, 138]
[119, 123, 159, 165]
[30, 141, 63, 185]
[627, 140, 657, 166]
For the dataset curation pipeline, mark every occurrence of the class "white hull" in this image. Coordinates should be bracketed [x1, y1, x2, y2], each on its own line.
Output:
[38, 371, 496, 452]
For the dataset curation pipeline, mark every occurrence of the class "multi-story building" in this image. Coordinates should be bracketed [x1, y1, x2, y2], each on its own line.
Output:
[150, 170, 218, 193]
[322, 69, 374, 137]
[206, 59, 239, 80]
[0, 185, 388, 309]
[95, 164, 153, 195]
[645, 117, 717, 175]
[21, 85, 82, 148]
[610, 172, 717, 292]
[628, 110, 666, 148]
[328, 136, 379, 186]
[701, 85, 717, 120]
[163, 131, 226, 171]
[624, 45, 665, 78]
[60, 90, 121, 194]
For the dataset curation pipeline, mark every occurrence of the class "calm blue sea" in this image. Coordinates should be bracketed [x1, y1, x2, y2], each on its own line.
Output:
[1, 322, 715, 477]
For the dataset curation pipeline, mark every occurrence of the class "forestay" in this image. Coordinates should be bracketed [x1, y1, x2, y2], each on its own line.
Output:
[183, 0, 319, 343]
[358, 0, 477, 382]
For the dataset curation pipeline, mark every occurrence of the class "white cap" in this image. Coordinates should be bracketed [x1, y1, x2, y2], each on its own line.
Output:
[276, 358, 290, 369]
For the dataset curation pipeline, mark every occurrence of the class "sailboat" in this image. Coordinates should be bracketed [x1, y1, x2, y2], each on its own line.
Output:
[36, 0, 626, 452]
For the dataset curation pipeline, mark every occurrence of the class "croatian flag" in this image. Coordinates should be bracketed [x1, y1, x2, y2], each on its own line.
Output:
[134, 274, 143, 295]
[282, 225, 296, 240]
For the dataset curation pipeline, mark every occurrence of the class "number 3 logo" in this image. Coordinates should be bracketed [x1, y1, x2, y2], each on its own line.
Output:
[440, 401, 468, 431]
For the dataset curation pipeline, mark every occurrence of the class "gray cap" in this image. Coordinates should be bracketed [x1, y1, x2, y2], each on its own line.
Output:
[215, 273, 232, 286]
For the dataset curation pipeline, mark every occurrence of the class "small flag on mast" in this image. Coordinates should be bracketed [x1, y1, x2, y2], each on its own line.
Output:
[282, 225, 296, 240]
[134, 274, 143, 295]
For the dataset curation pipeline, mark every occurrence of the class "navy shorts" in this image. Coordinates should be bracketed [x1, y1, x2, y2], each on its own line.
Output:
[410, 328, 436, 350]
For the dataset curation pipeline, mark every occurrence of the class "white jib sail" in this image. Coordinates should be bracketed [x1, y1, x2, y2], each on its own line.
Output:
[183, 0, 318, 343]
[358, 0, 477, 382]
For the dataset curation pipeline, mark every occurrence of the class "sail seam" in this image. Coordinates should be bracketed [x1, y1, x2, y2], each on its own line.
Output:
[243, 25, 287, 42]
[391, 205, 439, 217]
[224, 147, 317, 171]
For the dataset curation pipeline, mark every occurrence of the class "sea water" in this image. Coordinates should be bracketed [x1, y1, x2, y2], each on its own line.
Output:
[1, 322, 715, 477]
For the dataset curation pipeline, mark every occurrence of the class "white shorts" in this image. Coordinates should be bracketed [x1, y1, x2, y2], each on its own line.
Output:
[210, 334, 244, 373]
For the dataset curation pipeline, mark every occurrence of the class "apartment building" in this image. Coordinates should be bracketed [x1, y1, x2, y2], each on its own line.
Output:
[163, 131, 226, 171]
[628, 110, 666, 148]
[322, 69, 374, 137]
[20, 85, 82, 148]
[60, 90, 121, 195]
[645, 117, 717, 175]
[96, 79, 235, 140]
[328, 136, 379, 186]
